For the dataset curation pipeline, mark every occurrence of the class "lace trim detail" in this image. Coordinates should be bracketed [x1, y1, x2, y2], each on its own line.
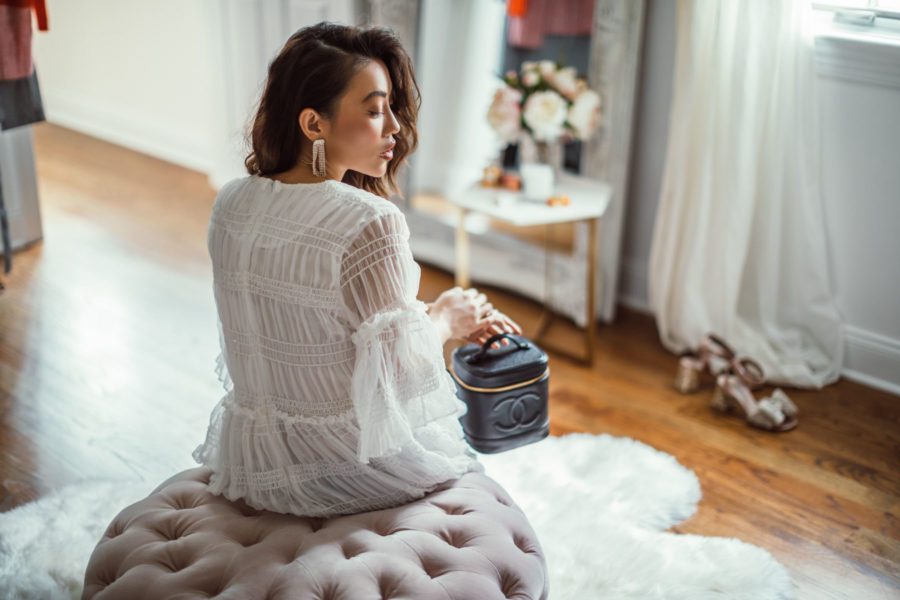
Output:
[216, 270, 341, 308]
[231, 388, 353, 419]
[340, 237, 408, 288]
[213, 206, 348, 254]
[224, 390, 358, 427]
[394, 366, 442, 402]
[341, 230, 405, 270]
[225, 462, 377, 492]
[226, 329, 356, 367]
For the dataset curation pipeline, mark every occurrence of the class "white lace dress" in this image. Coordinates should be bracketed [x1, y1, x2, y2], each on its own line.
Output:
[192, 175, 483, 517]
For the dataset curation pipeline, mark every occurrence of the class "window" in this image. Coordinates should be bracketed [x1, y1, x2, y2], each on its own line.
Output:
[812, 0, 900, 41]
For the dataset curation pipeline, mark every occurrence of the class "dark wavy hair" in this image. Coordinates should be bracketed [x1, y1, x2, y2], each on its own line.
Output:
[244, 21, 420, 200]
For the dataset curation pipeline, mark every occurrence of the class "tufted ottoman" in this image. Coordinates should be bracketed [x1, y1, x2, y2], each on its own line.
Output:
[81, 467, 548, 599]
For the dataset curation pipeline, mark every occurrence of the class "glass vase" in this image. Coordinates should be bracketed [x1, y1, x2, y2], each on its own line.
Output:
[534, 139, 563, 181]
[520, 137, 560, 201]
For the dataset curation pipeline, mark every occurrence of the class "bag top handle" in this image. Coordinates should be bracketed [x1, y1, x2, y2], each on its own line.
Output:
[465, 333, 530, 364]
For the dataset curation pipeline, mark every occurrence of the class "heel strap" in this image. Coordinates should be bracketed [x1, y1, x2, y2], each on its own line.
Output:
[700, 334, 736, 361]
[730, 357, 766, 389]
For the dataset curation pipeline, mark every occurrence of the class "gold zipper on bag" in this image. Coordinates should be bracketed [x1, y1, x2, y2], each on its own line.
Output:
[448, 365, 550, 393]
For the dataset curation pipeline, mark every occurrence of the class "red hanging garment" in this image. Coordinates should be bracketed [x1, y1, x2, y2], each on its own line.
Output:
[0, 0, 48, 30]
[507, 0, 593, 49]
[507, 0, 527, 18]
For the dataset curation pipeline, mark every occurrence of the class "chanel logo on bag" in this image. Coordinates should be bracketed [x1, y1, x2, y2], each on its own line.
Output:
[492, 392, 544, 433]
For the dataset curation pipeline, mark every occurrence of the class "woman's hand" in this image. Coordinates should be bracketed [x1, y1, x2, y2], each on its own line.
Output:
[428, 287, 492, 343]
[427, 286, 523, 347]
[463, 310, 523, 348]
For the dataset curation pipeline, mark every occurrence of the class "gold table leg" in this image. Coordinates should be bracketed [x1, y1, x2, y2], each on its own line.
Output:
[455, 207, 470, 288]
[532, 218, 597, 366]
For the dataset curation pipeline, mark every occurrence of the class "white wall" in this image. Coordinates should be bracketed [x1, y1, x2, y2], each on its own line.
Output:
[31, 0, 216, 173]
[410, 0, 508, 199]
[623, 0, 900, 395]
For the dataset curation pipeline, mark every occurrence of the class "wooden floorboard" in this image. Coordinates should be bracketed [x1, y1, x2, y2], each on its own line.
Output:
[1, 123, 897, 599]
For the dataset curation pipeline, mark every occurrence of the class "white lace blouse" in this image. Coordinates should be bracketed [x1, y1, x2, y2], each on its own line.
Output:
[192, 175, 482, 517]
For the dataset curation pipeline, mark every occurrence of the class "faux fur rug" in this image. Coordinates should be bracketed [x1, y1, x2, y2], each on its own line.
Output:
[0, 433, 794, 599]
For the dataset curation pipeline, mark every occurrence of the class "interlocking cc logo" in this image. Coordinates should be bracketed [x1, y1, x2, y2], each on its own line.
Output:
[491, 392, 544, 433]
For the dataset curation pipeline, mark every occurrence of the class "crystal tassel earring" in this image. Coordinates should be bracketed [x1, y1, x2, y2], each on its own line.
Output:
[312, 139, 326, 177]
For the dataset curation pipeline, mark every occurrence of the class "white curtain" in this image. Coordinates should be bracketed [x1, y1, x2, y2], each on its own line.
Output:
[648, 0, 843, 388]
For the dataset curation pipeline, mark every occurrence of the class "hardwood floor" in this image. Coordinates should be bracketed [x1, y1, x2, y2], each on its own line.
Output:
[2, 123, 898, 599]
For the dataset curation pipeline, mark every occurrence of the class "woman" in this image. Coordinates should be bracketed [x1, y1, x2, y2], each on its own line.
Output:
[192, 21, 523, 517]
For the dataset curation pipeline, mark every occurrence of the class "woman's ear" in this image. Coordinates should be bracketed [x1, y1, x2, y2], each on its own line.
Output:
[298, 108, 328, 141]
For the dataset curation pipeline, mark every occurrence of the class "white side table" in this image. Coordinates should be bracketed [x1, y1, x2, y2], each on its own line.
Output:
[448, 173, 612, 365]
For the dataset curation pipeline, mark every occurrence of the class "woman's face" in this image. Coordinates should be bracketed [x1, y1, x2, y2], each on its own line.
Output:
[319, 58, 400, 180]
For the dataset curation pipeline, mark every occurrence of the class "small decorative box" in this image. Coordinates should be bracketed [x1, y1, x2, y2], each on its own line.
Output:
[448, 333, 550, 453]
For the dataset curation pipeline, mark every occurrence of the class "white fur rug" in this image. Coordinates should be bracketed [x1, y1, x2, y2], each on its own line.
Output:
[0, 433, 794, 599]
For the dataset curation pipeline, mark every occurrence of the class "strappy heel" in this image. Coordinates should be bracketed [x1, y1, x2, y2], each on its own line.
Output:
[674, 333, 737, 393]
[712, 357, 799, 432]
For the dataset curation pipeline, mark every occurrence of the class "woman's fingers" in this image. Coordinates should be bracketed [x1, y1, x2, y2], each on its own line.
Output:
[495, 312, 522, 334]
[461, 302, 523, 348]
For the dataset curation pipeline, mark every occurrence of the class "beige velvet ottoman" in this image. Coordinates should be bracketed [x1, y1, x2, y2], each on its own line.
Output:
[82, 467, 548, 599]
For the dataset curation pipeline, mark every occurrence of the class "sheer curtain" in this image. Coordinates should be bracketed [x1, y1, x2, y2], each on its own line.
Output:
[648, 0, 843, 388]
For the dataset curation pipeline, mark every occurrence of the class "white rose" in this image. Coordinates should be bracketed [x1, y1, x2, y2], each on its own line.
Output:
[522, 61, 537, 73]
[522, 70, 540, 87]
[538, 60, 556, 77]
[487, 85, 523, 142]
[522, 90, 568, 142]
[551, 66, 579, 100]
[566, 89, 602, 140]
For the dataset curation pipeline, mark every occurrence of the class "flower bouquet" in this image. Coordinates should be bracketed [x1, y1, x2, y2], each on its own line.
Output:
[486, 60, 602, 200]
[488, 60, 602, 161]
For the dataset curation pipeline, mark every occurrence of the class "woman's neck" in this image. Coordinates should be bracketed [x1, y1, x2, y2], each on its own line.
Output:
[264, 163, 344, 184]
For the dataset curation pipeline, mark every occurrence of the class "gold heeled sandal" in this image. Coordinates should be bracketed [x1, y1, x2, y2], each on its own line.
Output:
[711, 357, 799, 433]
[674, 333, 737, 393]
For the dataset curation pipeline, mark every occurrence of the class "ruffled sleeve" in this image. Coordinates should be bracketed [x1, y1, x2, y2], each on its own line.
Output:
[342, 207, 466, 464]
[214, 315, 233, 393]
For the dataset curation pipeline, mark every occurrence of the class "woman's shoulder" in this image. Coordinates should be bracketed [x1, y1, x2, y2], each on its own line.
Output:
[212, 174, 405, 239]
[330, 180, 402, 218]
[211, 175, 254, 211]
[237, 174, 396, 214]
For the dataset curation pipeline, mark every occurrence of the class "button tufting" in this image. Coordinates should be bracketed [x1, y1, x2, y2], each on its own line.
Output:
[341, 541, 365, 559]
[162, 554, 185, 573]
[440, 529, 469, 549]
[433, 503, 468, 516]
[107, 521, 123, 538]
[308, 517, 325, 533]
[512, 534, 533, 554]
[372, 520, 395, 536]
[82, 470, 547, 600]
[422, 562, 446, 579]
[237, 531, 261, 547]
[318, 580, 340, 600]
[499, 570, 520, 598]
[378, 574, 399, 599]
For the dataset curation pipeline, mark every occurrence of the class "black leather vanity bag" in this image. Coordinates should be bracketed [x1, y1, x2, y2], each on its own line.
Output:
[448, 333, 550, 453]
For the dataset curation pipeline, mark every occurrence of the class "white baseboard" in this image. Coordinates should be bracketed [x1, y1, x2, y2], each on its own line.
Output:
[842, 325, 900, 397]
[41, 88, 213, 175]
